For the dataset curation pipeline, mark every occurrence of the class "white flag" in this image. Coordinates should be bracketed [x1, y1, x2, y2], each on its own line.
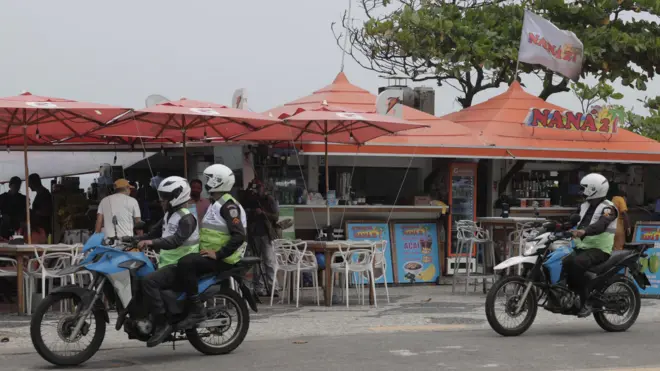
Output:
[518, 10, 584, 81]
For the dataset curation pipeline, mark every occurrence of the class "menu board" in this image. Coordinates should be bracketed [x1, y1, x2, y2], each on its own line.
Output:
[278, 207, 296, 240]
[633, 222, 660, 296]
[345, 222, 394, 284]
[391, 222, 441, 284]
[449, 163, 476, 255]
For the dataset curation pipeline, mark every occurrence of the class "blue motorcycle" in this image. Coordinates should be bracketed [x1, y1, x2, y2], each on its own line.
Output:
[30, 231, 260, 366]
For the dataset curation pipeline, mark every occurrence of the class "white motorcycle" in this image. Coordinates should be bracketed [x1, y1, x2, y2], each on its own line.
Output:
[485, 215, 651, 336]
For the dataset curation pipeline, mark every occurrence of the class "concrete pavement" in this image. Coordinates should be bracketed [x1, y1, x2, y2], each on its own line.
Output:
[3, 323, 660, 370]
[2, 285, 660, 369]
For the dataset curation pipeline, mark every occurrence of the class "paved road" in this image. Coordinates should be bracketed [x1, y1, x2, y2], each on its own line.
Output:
[3, 322, 660, 371]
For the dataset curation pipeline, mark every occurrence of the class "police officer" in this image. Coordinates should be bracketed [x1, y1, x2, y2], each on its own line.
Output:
[174, 164, 247, 330]
[139, 176, 200, 347]
[565, 173, 618, 318]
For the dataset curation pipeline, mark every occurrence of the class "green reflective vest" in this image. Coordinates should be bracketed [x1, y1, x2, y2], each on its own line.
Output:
[199, 194, 247, 265]
[574, 200, 617, 255]
[158, 208, 200, 268]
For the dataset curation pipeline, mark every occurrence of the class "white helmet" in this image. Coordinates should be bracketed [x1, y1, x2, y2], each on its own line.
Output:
[157, 176, 191, 208]
[580, 173, 609, 200]
[203, 164, 235, 193]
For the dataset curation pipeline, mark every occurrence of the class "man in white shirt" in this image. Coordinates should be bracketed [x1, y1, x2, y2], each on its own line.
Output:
[95, 179, 141, 238]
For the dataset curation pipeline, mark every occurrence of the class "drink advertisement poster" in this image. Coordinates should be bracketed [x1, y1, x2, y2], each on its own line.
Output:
[392, 222, 441, 284]
[345, 222, 394, 284]
[633, 222, 660, 296]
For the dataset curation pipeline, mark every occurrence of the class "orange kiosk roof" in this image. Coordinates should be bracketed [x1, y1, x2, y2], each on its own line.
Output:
[267, 73, 660, 163]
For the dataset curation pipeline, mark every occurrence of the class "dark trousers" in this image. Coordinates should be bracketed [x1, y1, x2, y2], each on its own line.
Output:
[563, 248, 610, 304]
[142, 265, 179, 315]
[142, 254, 233, 314]
[176, 254, 232, 296]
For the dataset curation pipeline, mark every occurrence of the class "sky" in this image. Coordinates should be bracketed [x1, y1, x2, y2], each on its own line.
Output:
[1, 0, 658, 118]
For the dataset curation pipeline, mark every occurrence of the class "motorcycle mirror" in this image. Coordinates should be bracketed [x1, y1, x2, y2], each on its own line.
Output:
[133, 221, 146, 231]
[569, 214, 581, 226]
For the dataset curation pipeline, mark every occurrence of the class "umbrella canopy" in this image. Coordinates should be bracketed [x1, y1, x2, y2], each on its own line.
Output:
[235, 102, 428, 228]
[0, 92, 132, 247]
[235, 103, 429, 143]
[92, 98, 280, 141]
[0, 92, 130, 138]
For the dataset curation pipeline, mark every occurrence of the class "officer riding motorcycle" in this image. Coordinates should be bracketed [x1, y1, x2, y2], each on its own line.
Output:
[564, 173, 618, 318]
[138, 176, 200, 347]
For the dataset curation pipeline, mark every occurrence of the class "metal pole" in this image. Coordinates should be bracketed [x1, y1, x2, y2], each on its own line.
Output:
[23, 125, 32, 244]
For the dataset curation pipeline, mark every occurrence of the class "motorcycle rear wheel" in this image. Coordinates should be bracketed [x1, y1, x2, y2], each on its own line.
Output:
[486, 276, 538, 337]
[186, 287, 249, 355]
[593, 276, 641, 332]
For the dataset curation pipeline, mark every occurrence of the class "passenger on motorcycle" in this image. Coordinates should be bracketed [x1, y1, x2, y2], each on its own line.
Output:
[173, 164, 248, 331]
[565, 173, 618, 318]
[138, 176, 200, 347]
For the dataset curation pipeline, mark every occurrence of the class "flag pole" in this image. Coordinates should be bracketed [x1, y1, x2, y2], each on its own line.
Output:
[340, 0, 353, 72]
[513, 3, 528, 83]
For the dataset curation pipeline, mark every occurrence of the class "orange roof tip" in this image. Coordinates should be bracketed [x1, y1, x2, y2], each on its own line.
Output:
[333, 72, 349, 84]
[20, 91, 31, 95]
[508, 81, 523, 90]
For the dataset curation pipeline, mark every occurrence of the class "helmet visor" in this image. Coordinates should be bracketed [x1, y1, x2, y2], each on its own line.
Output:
[158, 190, 174, 202]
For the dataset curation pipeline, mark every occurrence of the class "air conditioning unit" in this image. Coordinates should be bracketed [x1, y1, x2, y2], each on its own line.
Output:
[414, 87, 435, 115]
[377, 85, 416, 107]
[377, 85, 436, 115]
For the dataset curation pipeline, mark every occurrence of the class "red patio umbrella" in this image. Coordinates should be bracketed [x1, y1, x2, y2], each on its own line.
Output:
[0, 92, 131, 243]
[235, 103, 429, 227]
[90, 98, 281, 175]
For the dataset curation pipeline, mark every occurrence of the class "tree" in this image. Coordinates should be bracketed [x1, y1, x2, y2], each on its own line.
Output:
[335, 0, 660, 108]
[572, 81, 660, 141]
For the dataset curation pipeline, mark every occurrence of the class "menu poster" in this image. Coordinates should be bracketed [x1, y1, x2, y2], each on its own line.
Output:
[345, 222, 394, 284]
[633, 222, 660, 296]
[391, 222, 441, 284]
[278, 207, 296, 240]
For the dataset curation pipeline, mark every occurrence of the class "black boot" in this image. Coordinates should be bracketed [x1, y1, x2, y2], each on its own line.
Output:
[147, 314, 172, 348]
[177, 295, 207, 330]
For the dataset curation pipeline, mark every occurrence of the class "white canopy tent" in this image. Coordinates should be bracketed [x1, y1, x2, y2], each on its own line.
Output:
[0, 151, 157, 182]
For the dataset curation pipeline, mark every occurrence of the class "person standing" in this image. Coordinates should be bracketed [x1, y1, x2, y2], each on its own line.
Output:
[612, 189, 631, 250]
[95, 179, 141, 238]
[242, 179, 279, 296]
[0, 177, 27, 239]
[188, 179, 211, 227]
[28, 173, 53, 237]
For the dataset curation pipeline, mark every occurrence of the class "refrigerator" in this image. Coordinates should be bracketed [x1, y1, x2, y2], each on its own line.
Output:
[447, 163, 478, 273]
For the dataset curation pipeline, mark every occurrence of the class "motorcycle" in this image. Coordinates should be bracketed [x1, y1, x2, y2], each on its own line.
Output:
[485, 214, 651, 337]
[30, 231, 260, 366]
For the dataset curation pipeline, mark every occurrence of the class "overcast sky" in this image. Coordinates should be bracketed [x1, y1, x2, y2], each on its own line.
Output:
[1, 1, 657, 118]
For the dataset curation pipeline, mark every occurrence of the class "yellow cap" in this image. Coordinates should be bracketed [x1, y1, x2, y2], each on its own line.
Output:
[114, 179, 134, 189]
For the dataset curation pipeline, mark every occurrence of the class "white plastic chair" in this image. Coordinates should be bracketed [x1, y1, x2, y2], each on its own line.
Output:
[25, 246, 77, 314]
[372, 240, 390, 304]
[330, 241, 378, 307]
[270, 240, 320, 308]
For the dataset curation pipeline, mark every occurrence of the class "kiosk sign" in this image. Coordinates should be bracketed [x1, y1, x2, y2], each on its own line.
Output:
[524, 105, 624, 134]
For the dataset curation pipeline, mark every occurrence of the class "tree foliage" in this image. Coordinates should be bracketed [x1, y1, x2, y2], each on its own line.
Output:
[335, 0, 660, 108]
[572, 81, 660, 141]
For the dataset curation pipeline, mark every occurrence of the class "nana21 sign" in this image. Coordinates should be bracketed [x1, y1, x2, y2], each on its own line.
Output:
[524, 105, 625, 134]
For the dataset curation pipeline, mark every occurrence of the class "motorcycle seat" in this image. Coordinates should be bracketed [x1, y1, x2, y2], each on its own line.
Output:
[587, 250, 636, 274]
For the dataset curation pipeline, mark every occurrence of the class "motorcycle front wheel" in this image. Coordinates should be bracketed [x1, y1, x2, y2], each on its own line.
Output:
[485, 276, 538, 337]
[594, 275, 641, 332]
[30, 292, 106, 366]
[186, 287, 250, 355]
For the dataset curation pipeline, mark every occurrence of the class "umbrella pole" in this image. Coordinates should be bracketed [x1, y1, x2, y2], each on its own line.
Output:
[23, 126, 32, 244]
[183, 131, 188, 178]
[325, 133, 330, 228]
